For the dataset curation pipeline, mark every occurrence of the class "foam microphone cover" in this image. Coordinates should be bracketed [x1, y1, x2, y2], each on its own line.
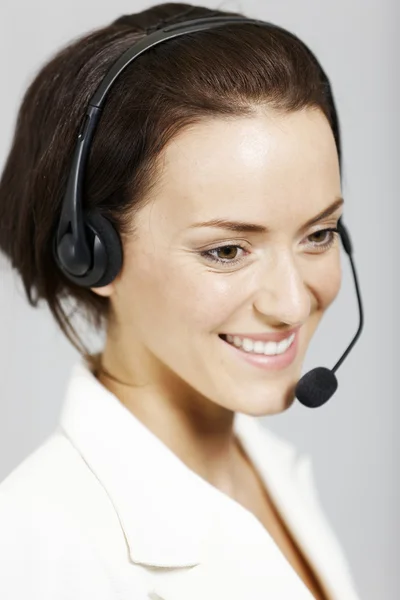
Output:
[295, 366, 338, 408]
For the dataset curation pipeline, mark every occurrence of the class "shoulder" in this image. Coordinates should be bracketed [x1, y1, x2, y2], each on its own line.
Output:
[1, 429, 83, 492]
[0, 431, 126, 599]
[0, 429, 107, 518]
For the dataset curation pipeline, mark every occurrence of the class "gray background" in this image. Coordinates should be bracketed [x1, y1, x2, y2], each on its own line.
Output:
[0, 1, 397, 598]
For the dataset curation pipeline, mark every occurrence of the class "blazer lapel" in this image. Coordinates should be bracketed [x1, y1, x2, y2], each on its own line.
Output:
[231, 413, 360, 600]
[149, 487, 316, 600]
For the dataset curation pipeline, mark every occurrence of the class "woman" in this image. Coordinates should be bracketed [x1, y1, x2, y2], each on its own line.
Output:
[0, 3, 361, 599]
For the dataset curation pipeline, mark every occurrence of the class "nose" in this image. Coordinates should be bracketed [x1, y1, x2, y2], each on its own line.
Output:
[252, 249, 312, 326]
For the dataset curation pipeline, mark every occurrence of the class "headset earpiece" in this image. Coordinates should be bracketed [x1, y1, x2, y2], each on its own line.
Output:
[54, 211, 122, 288]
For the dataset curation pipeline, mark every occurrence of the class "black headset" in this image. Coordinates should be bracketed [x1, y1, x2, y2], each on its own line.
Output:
[53, 14, 364, 408]
[53, 14, 348, 289]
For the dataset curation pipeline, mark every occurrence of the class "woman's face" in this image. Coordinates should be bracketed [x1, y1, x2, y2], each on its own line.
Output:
[94, 107, 343, 416]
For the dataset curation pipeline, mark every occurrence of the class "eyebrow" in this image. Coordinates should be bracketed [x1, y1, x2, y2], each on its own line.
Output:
[188, 197, 344, 234]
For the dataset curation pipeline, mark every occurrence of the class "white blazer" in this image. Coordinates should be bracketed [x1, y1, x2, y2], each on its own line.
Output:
[0, 361, 360, 600]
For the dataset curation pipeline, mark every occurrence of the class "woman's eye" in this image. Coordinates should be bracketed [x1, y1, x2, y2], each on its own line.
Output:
[200, 245, 247, 266]
[214, 246, 241, 260]
[306, 228, 339, 251]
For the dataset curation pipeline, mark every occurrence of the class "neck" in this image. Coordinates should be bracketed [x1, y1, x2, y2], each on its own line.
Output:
[93, 349, 246, 501]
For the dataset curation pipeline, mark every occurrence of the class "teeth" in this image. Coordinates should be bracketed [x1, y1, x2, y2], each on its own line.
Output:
[225, 333, 295, 355]
[233, 336, 242, 347]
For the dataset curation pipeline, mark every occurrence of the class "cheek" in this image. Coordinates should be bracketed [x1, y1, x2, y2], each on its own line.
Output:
[114, 251, 239, 339]
[303, 253, 342, 341]
[317, 253, 342, 309]
[173, 276, 242, 332]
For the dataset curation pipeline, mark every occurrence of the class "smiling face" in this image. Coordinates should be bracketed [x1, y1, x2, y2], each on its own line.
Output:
[93, 106, 343, 417]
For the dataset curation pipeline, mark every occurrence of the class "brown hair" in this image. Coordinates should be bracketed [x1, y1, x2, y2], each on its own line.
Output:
[0, 2, 342, 356]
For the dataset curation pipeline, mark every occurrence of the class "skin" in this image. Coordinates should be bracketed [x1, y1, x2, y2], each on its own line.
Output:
[91, 106, 343, 500]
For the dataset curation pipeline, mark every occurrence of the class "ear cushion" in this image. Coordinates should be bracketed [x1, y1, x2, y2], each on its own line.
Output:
[85, 211, 123, 287]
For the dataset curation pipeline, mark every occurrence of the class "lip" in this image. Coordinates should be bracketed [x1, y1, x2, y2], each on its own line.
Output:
[219, 329, 299, 371]
[220, 326, 301, 343]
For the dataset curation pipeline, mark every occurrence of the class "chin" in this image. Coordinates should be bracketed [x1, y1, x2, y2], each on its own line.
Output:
[237, 388, 297, 417]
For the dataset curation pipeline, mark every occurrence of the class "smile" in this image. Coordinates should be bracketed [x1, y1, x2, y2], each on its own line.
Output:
[221, 333, 296, 356]
[219, 331, 299, 372]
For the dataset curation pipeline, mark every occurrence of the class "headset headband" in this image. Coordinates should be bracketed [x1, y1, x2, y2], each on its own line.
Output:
[54, 16, 273, 287]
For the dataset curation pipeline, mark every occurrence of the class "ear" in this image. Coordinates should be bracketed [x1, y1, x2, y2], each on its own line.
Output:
[90, 283, 115, 297]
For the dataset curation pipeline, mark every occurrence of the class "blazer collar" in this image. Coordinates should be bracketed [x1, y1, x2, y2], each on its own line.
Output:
[59, 360, 358, 600]
[60, 360, 214, 567]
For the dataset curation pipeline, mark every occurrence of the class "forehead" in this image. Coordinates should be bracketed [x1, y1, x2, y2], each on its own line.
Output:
[143, 108, 341, 230]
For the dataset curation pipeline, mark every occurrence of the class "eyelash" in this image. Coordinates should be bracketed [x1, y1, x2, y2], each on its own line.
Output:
[200, 228, 340, 266]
